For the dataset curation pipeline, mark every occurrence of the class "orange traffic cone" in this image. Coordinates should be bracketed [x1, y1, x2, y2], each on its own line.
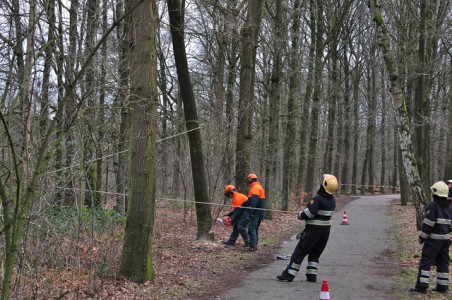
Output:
[340, 210, 349, 225]
[319, 280, 330, 300]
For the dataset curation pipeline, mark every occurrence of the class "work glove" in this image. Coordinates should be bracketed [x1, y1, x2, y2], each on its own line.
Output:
[296, 231, 306, 241]
[297, 211, 304, 220]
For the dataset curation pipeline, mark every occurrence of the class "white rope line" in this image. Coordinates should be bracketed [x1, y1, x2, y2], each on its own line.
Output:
[47, 126, 201, 174]
[49, 186, 297, 214]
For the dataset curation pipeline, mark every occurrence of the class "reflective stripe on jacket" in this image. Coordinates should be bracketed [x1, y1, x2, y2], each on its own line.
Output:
[300, 191, 336, 229]
[419, 197, 452, 241]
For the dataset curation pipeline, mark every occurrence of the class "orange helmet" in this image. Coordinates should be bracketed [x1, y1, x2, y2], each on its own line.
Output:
[246, 173, 258, 184]
[224, 184, 236, 197]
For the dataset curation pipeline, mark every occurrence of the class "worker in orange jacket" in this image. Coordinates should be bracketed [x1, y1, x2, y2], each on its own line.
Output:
[222, 185, 250, 246]
[238, 173, 265, 252]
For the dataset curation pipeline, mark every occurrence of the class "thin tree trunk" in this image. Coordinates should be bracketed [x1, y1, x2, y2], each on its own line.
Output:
[351, 65, 360, 195]
[305, 0, 325, 195]
[264, 0, 283, 219]
[282, 0, 301, 211]
[171, 93, 183, 198]
[61, 0, 79, 205]
[83, 0, 100, 207]
[114, 0, 130, 214]
[413, 0, 431, 191]
[224, 31, 239, 183]
[167, 0, 213, 240]
[324, 51, 338, 173]
[368, 59, 376, 194]
[369, 0, 429, 229]
[96, 0, 108, 206]
[40, 0, 56, 138]
[1, 0, 36, 297]
[392, 126, 398, 194]
[379, 67, 386, 194]
[340, 45, 351, 195]
[444, 59, 452, 179]
[296, 0, 315, 191]
[234, 0, 264, 192]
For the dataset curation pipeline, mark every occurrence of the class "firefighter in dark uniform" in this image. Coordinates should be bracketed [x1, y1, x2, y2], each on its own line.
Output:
[276, 174, 338, 282]
[409, 181, 451, 294]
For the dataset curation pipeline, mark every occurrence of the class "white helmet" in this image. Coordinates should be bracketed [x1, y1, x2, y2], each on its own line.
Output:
[430, 181, 448, 198]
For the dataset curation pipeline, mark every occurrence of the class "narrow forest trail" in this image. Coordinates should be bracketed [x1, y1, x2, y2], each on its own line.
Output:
[215, 195, 400, 300]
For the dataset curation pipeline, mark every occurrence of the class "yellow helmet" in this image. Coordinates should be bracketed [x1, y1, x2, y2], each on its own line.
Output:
[430, 181, 448, 197]
[322, 174, 338, 194]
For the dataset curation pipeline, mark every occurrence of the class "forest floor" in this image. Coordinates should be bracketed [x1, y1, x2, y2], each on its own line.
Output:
[9, 195, 447, 300]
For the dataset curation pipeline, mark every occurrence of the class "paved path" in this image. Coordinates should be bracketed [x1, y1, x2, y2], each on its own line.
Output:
[217, 195, 398, 300]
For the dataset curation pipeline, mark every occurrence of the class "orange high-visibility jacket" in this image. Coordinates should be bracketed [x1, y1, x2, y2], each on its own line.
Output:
[232, 192, 248, 210]
[248, 182, 266, 218]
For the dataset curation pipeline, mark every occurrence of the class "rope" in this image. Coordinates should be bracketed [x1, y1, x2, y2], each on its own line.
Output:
[49, 186, 298, 214]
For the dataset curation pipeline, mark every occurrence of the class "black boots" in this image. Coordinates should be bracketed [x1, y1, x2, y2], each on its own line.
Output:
[221, 241, 235, 246]
[409, 287, 427, 294]
[276, 272, 294, 282]
[306, 274, 317, 282]
[433, 287, 448, 294]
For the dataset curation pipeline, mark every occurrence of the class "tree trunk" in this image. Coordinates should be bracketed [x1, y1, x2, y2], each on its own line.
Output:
[96, 0, 108, 206]
[297, 0, 315, 192]
[224, 29, 239, 183]
[167, 0, 213, 240]
[119, 0, 158, 283]
[369, 0, 429, 229]
[340, 44, 351, 195]
[282, 0, 301, 211]
[83, 0, 100, 208]
[305, 0, 325, 195]
[392, 127, 398, 194]
[264, 0, 283, 219]
[1, 0, 36, 297]
[114, 0, 130, 214]
[171, 93, 183, 198]
[60, 0, 79, 205]
[444, 59, 452, 179]
[234, 0, 265, 192]
[413, 0, 431, 192]
[323, 53, 337, 173]
[40, 0, 56, 139]
[351, 65, 360, 195]
[379, 67, 386, 194]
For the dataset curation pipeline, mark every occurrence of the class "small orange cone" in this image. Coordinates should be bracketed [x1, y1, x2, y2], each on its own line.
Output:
[340, 210, 349, 225]
[319, 280, 330, 300]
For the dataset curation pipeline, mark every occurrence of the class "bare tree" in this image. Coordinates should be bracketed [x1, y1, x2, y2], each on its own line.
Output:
[234, 0, 265, 191]
[282, 0, 302, 210]
[167, 0, 213, 240]
[119, 0, 158, 283]
[305, 0, 325, 195]
[369, 0, 428, 228]
[264, 0, 285, 219]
